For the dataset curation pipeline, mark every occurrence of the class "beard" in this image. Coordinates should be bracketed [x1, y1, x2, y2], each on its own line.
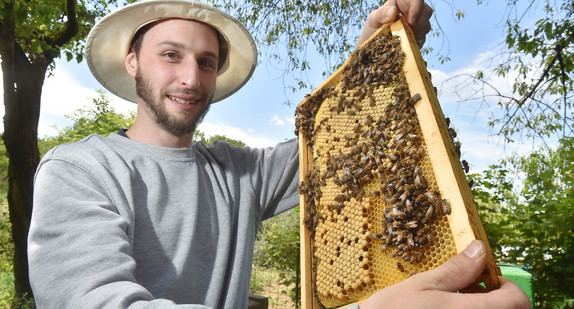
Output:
[135, 68, 212, 135]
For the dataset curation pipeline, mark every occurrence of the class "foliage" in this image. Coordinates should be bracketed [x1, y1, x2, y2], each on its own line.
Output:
[207, 0, 454, 99]
[470, 136, 574, 308]
[208, 0, 372, 95]
[192, 131, 246, 147]
[0, 202, 14, 305]
[0, 206, 34, 309]
[0, 0, 135, 66]
[39, 90, 136, 155]
[253, 206, 301, 308]
[457, 0, 574, 143]
[0, 141, 7, 207]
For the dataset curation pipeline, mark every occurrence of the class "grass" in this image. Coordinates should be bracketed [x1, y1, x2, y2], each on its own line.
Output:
[0, 202, 16, 308]
[0, 203, 34, 309]
[0, 268, 15, 308]
[250, 265, 296, 309]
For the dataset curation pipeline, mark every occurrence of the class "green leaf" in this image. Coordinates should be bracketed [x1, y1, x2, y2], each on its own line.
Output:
[455, 9, 465, 20]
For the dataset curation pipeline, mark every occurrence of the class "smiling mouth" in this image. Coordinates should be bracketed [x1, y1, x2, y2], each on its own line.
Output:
[168, 95, 197, 105]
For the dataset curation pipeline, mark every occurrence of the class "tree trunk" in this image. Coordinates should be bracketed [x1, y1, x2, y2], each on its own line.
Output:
[1, 21, 44, 307]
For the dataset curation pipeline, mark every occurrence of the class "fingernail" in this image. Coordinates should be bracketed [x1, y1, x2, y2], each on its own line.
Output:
[463, 240, 484, 259]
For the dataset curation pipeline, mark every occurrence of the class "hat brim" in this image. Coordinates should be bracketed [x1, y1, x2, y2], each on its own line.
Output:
[85, 0, 257, 103]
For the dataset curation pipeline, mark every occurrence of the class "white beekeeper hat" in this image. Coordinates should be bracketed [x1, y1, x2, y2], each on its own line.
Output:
[85, 0, 257, 103]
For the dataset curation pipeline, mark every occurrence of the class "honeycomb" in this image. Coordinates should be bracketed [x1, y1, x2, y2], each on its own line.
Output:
[296, 18, 498, 308]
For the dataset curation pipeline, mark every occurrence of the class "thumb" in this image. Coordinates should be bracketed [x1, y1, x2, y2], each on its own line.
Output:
[376, 5, 399, 25]
[419, 240, 487, 292]
[356, 3, 399, 47]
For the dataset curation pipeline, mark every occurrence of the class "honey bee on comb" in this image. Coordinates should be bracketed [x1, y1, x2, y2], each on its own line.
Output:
[296, 17, 500, 309]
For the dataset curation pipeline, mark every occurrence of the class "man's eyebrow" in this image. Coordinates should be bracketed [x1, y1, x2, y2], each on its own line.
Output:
[157, 41, 218, 59]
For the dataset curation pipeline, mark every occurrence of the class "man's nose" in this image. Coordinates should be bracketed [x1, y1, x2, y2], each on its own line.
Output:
[180, 60, 200, 88]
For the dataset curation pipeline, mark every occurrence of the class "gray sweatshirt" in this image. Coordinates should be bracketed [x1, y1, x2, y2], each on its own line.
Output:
[28, 133, 300, 308]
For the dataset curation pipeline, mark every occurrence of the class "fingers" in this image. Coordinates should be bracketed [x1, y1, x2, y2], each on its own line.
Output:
[487, 277, 532, 308]
[360, 241, 531, 309]
[371, 4, 400, 26]
[416, 240, 487, 292]
[356, 5, 399, 47]
[356, 0, 433, 48]
[399, 1, 433, 46]
[457, 277, 532, 309]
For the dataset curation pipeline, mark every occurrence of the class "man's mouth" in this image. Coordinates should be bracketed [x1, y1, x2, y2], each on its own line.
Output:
[168, 95, 197, 105]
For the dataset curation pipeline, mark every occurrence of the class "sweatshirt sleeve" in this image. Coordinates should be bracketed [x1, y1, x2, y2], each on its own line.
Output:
[254, 138, 300, 220]
[28, 157, 210, 309]
[199, 138, 300, 221]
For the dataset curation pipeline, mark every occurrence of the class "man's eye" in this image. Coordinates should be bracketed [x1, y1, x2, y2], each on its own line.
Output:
[200, 59, 216, 70]
[164, 52, 179, 59]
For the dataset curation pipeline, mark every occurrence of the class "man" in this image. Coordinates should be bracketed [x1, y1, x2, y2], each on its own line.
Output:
[28, 0, 530, 308]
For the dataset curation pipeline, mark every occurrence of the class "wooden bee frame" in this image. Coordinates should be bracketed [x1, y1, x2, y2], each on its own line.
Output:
[297, 17, 501, 308]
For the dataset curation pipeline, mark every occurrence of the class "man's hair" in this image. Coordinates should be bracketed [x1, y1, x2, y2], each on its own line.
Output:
[130, 22, 158, 56]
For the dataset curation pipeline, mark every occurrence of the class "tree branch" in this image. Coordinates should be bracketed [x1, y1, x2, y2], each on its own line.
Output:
[555, 43, 569, 138]
[52, 0, 79, 47]
[513, 47, 560, 108]
[40, 0, 78, 64]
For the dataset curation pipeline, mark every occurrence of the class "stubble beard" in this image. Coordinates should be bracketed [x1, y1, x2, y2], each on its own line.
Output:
[135, 68, 212, 136]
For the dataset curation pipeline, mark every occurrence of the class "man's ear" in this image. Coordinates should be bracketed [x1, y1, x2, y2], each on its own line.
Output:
[125, 49, 138, 78]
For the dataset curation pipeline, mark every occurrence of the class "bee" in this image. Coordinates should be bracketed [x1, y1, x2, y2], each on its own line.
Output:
[407, 147, 419, 160]
[462, 160, 470, 173]
[369, 190, 381, 196]
[448, 127, 457, 139]
[335, 194, 346, 203]
[406, 220, 418, 229]
[397, 262, 405, 272]
[423, 205, 434, 223]
[399, 191, 409, 202]
[413, 166, 421, 175]
[407, 234, 415, 247]
[414, 175, 422, 188]
[391, 162, 400, 173]
[412, 93, 422, 103]
[360, 154, 370, 164]
[454, 141, 461, 157]
[415, 193, 425, 204]
[389, 207, 406, 220]
[397, 242, 407, 251]
[424, 191, 436, 203]
[442, 199, 451, 215]
[405, 199, 413, 212]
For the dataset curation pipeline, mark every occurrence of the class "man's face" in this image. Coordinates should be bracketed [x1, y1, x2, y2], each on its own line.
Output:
[127, 19, 219, 135]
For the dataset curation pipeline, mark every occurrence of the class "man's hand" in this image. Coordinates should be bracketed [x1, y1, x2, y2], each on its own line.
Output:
[357, 0, 433, 48]
[359, 240, 532, 309]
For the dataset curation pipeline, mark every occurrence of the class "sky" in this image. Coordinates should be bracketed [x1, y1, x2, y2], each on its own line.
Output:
[0, 1, 548, 173]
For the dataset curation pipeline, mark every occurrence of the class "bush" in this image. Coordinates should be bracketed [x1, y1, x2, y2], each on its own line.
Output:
[252, 206, 301, 308]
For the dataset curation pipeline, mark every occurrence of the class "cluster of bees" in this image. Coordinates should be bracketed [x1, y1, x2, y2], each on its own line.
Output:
[296, 29, 465, 306]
